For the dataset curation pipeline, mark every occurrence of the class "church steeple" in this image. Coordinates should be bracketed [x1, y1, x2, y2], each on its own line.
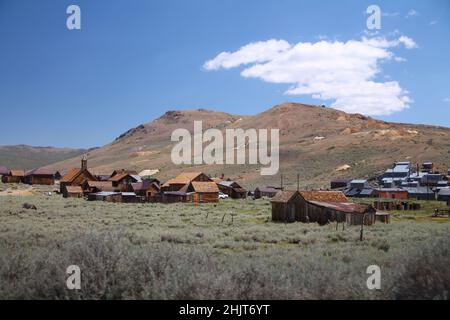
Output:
[81, 155, 88, 170]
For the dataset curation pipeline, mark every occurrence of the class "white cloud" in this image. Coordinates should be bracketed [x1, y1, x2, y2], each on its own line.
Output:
[444, 97, 450, 103]
[204, 36, 417, 116]
[430, 20, 438, 26]
[406, 9, 419, 18]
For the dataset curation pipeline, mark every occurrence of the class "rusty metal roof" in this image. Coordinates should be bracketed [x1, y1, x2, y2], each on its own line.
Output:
[308, 201, 370, 214]
[300, 191, 348, 203]
[60, 168, 83, 183]
[25, 167, 55, 176]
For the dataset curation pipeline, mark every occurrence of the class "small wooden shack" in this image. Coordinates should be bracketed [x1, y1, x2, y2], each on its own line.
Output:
[24, 168, 55, 185]
[254, 187, 280, 199]
[62, 185, 84, 198]
[184, 181, 219, 203]
[271, 191, 302, 222]
[2, 170, 25, 183]
[82, 181, 117, 193]
[162, 191, 193, 203]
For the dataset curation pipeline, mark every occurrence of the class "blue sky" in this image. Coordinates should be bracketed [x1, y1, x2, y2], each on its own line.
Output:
[0, 0, 449, 148]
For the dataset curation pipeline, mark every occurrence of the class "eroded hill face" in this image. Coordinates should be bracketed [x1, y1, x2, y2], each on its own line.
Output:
[46, 103, 450, 188]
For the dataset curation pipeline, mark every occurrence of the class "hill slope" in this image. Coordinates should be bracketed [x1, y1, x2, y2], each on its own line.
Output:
[47, 103, 450, 188]
[0, 145, 88, 170]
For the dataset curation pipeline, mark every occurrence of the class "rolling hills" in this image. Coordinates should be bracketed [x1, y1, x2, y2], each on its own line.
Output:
[44, 103, 450, 188]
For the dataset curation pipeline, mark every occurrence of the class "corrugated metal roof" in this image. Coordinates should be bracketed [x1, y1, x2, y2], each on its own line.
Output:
[438, 188, 450, 196]
[308, 201, 369, 214]
[25, 167, 55, 176]
[300, 191, 348, 203]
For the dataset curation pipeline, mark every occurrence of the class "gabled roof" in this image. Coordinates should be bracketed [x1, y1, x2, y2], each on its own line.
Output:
[25, 167, 55, 176]
[60, 168, 83, 183]
[132, 181, 160, 192]
[109, 172, 139, 183]
[163, 172, 209, 186]
[86, 181, 115, 191]
[271, 190, 299, 203]
[10, 170, 25, 177]
[300, 191, 348, 203]
[0, 166, 9, 175]
[64, 186, 83, 193]
[190, 181, 219, 193]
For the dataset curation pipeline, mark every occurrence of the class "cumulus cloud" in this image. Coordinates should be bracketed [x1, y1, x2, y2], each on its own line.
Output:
[204, 36, 417, 116]
[406, 9, 419, 18]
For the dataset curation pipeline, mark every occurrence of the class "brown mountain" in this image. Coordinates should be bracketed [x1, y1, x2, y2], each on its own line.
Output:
[0, 145, 87, 171]
[46, 103, 450, 188]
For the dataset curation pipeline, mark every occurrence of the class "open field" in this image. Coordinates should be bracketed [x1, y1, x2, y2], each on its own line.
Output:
[0, 182, 449, 299]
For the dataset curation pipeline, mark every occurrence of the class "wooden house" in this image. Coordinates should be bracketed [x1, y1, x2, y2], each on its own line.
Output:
[161, 172, 212, 191]
[110, 169, 139, 178]
[217, 180, 247, 199]
[60, 157, 97, 193]
[183, 181, 219, 203]
[254, 187, 280, 199]
[2, 170, 25, 183]
[271, 191, 302, 222]
[82, 181, 117, 193]
[108, 173, 139, 192]
[374, 188, 408, 199]
[62, 185, 84, 198]
[162, 191, 193, 203]
[24, 167, 55, 185]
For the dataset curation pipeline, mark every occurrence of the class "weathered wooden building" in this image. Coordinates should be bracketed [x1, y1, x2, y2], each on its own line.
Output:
[24, 167, 55, 185]
[217, 180, 247, 199]
[132, 180, 161, 202]
[2, 170, 25, 183]
[60, 157, 97, 193]
[87, 191, 122, 202]
[271, 191, 302, 222]
[162, 191, 193, 203]
[109, 172, 139, 192]
[161, 172, 212, 191]
[62, 185, 84, 198]
[330, 178, 351, 189]
[374, 188, 408, 199]
[82, 181, 117, 193]
[183, 181, 220, 203]
[254, 187, 280, 199]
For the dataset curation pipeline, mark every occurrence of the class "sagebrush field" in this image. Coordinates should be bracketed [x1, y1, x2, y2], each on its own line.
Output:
[0, 183, 449, 300]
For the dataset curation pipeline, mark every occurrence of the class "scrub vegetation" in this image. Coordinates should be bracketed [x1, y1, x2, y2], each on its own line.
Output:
[0, 183, 449, 299]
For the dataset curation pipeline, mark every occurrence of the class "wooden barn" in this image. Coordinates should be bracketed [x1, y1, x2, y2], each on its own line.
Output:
[62, 185, 84, 198]
[305, 201, 377, 226]
[183, 181, 219, 203]
[217, 180, 247, 199]
[161, 172, 212, 191]
[132, 180, 161, 202]
[2, 170, 25, 183]
[60, 157, 97, 193]
[271, 191, 302, 222]
[24, 167, 55, 185]
[254, 187, 280, 199]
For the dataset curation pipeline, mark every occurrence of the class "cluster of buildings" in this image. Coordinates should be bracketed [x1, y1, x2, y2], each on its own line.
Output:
[0, 166, 60, 185]
[330, 161, 450, 203]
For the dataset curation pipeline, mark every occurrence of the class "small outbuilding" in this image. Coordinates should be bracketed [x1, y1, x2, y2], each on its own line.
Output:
[62, 185, 84, 198]
[2, 170, 25, 183]
[184, 181, 219, 203]
[271, 191, 302, 222]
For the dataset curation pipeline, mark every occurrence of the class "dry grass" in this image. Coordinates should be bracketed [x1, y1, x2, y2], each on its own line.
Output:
[0, 183, 449, 299]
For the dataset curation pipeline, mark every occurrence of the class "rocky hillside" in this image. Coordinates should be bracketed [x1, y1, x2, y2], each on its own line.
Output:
[46, 103, 450, 188]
